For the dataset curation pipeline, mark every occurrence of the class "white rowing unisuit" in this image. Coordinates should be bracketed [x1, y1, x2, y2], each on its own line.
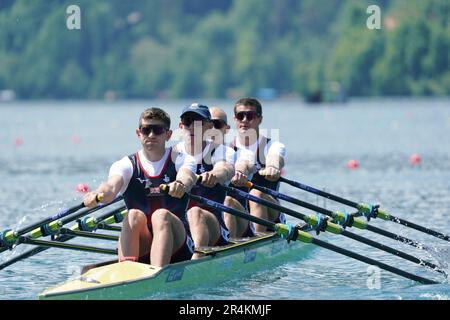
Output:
[109, 148, 197, 195]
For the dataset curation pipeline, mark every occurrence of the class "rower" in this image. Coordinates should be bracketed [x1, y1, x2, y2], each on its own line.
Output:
[175, 103, 234, 259]
[83, 108, 197, 267]
[230, 98, 287, 232]
[209, 107, 256, 238]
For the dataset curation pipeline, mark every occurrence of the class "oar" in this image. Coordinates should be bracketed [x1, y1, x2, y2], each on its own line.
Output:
[279, 176, 450, 242]
[239, 182, 427, 250]
[18, 237, 117, 255]
[160, 185, 438, 285]
[0, 195, 123, 252]
[224, 185, 446, 275]
[0, 206, 127, 270]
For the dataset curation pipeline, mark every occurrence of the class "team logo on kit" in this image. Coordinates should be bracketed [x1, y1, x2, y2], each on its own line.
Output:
[199, 165, 206, 174]
[163, 174, 170, 183]
[137, 177, 152, 189]
[137, 178, 161, 196]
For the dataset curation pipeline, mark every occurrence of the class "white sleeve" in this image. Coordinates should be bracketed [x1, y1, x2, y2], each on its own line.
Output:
[108, 156, 133, 195]
[211, 145, 235, 166]
[175, 152, 197, 173]
[235, 148, 255, 163]
[266, 141, 286, 159]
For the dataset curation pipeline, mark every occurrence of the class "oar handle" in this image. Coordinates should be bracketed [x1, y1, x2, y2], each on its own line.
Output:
[50, 193, 104, 221]
[160, 175, 203, 194]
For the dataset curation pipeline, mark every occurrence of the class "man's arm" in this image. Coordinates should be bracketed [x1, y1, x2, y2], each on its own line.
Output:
[175, 167, 197, 191]
[84, 156, 132, 207]
[169, 151, 197, 198]
[201, 145, 235, 187]
[232, 148, 256, 186]
[259, 142, 286, 182]
[83, 175, 124, 207]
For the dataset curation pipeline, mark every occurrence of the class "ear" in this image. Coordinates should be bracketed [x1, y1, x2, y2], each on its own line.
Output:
[257, 115, 263, 125]
[166, 129, 173, 141]
[136, 128, 141, 137]
[178, 122, 183, 129]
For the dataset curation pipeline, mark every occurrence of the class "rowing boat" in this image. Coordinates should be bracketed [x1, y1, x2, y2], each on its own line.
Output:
[39, 231, 316, 300]
[2, 177, 445, 299]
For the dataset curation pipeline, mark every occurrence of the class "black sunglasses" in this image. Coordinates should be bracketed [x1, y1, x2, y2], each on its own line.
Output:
[181, 114, 208, 127]
[212, 119, 227, 129]
[235, 111, 260, 121]
[139, 124, 168, 136]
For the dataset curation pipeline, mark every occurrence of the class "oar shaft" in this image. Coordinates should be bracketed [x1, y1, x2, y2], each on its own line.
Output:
[189, 194, 273, 229]
[59, 229, 119, 241]
[0, 206, 126, 270]
[279, 177, 359, 207]
[0, 196, 123, 251]
[281, 177, 450, 243]
[96, 224, 122, 232]
[365, 224, 424, 249]
[341, 230, 445, 274]
[311, 237, 438, 285]
[248, 183, 424, 249]
[226, 185, 308, 220]
[388, 216, 450, 241]
[232, 185, 443, 274]
[186, 191, 438, 285]
[19, 237, 117, 255]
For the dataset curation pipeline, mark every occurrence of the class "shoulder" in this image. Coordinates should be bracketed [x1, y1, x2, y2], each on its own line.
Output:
[173, 142, 185, 154]
[172, 148, 194, 164]
[266, 140, 286, 157]
[109, 155, 134, 178]
[112, 155, 134, 168]
[214, 143, 234, 154]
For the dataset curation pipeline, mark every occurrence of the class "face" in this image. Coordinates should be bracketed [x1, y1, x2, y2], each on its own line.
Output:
[179, 112, 213, 145]
[234, 104, 262, 134]
[208, 117, 229, 144]
[136, 119, 171, 151]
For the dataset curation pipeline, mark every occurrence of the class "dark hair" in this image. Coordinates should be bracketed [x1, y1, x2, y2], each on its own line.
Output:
[234, 98, 262, 116]
[139, 107, 171, 128]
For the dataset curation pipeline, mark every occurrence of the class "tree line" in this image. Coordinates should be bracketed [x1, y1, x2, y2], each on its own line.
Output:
[0, 0, 449, 100]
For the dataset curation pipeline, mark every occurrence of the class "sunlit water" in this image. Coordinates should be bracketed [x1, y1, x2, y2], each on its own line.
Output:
[0, 98, 449, 300]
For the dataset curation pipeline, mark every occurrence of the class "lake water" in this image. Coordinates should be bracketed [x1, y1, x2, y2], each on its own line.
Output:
[0, 98, 449, 300]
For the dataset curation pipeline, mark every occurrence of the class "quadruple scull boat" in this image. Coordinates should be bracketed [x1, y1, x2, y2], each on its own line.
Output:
[2, 177, 446, 300]
[39, 230, 315, 300]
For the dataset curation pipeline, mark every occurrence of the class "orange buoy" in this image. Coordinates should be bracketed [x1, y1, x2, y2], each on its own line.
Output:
[76, 183, 90, 193]
[72, 135, 81, 144]
[347, 159, 359, 169]
[410, 153, 421, 166]
[14, 137, 23, 146]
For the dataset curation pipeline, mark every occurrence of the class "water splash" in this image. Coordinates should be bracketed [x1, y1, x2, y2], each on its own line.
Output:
[424, 244, 450, 280]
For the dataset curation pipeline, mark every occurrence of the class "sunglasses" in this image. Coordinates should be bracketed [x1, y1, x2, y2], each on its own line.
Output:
[212, 119, 227, 129]
[181, 115, 208, 127]
[139, 124, 167, 136]
[235, 111, 260, 121]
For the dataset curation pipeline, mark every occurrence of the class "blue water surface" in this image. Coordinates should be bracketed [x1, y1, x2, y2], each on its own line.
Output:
[0, 98, 449, 300]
